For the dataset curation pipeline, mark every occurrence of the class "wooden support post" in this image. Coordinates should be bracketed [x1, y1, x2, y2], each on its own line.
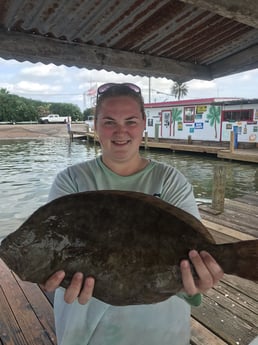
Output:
[230, 131, 234, 152]
[67, 120, 72, 141]
[211, 165, 226, 213]
[144, 131, 148, 149]
[154, 123, 160, 142]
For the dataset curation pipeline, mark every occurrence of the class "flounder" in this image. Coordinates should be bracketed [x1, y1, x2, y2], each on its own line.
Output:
[0, 190, 257, 306]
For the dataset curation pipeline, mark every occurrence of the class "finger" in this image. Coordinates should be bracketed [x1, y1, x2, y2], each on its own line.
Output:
[78, 276, 95, 305]
[189, 250, 214, 289]
[200, 251, 224, 284]
[64, 272, 84, 304]
[180, 259, 198, 296]
[40, 270, 65, 292]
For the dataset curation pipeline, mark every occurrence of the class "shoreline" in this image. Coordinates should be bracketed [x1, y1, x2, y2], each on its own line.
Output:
[0, 123, 86, 140]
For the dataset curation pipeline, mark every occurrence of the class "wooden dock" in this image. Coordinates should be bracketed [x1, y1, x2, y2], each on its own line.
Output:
[217, 148, 258, 163]
[192, 193, 258, 345]
[0, 259, 56, 345]
[0, 193, 257, 345]
[143, 141, 225, 155]
[141, 140, 258, 163]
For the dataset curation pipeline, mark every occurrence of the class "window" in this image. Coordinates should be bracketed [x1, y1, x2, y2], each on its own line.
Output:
[222, 109, 253, 122]
[184, 107, 195, 123]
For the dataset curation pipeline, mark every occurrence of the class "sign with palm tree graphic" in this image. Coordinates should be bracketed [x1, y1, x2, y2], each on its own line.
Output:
[206, 105, 221, 138]
[171, 107, 182, 136]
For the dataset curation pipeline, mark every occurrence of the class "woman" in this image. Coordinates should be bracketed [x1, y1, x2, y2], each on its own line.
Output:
[43, 83, 223, 345]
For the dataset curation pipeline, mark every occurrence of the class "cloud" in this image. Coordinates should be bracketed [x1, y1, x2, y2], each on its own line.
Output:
[15, 81, 61, 93]
[0, 82, 15, 91]
[20, 63, 67, 78]
[188, 79, 216, 90]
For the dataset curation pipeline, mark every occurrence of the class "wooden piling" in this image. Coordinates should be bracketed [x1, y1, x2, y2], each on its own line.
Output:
[211, 165, 226, 213]
[144, 131, 148, 149]
[154, 123, 160, 142]
[229, 131, 235, 152]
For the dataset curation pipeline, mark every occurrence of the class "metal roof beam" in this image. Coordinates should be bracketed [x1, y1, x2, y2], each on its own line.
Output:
[0, 30, 211, 82]
[210, 44, 258, 78]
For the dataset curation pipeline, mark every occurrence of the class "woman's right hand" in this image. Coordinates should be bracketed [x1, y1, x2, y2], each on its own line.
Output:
[41, 271, 95, 304]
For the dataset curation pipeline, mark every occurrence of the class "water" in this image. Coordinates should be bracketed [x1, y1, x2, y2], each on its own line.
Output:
[0, 138, 257, 241]
[141, 150, 258, 201]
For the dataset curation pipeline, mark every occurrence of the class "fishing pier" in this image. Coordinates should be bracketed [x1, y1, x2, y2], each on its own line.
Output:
[0, 193, 257, 345]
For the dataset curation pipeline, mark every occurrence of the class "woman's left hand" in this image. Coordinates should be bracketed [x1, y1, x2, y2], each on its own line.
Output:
[180, 250, 224, 295]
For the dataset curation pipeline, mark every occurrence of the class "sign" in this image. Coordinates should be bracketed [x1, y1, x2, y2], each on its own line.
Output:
[194, 122, 204, 129]
[196, 105, 207, 114]
[178, 122, 183, 131]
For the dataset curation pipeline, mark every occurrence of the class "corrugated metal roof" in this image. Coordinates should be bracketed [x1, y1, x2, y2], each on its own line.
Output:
[0, 0, 258, 81]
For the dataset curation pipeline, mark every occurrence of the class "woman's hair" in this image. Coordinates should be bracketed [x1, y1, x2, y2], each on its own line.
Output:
[95, 84, 146, 119]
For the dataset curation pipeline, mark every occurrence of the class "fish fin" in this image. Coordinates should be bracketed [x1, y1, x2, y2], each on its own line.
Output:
[219, 239, 258, 281]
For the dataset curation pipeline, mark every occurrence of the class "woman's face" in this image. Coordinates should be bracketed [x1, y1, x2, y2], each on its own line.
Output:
[95, 96, 145, 165]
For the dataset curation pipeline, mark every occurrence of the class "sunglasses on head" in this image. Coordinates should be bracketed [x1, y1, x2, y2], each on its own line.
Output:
[97, 83, 141, 98]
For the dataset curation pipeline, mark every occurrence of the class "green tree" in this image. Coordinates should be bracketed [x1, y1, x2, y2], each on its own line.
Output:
[206, 105, 221, 138]
[0, 90, 14, 122]
[0, 88, 10, 95]
[83, 107, 95, 120]
[171, 107, 182, 136]
[0, 90, 83, 122]
[171, 81, 188, 100]
[49, 103, 82, 121]
[37, 104, 51, 118]
[12, 97, 37, 122]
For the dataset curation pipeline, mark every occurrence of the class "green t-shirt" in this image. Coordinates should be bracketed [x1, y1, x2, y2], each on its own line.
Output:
[49, 156, 200, 219]
[50, 156, 201, 345]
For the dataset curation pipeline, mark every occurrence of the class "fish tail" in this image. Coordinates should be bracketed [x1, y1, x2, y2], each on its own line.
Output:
[212, 239, 258, 281]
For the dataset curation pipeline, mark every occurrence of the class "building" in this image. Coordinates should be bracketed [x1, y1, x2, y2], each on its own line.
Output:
[144, 98, 258, 145]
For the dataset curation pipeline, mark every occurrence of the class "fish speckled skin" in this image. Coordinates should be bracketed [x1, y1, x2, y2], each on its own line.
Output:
[0, 190, 257, 306]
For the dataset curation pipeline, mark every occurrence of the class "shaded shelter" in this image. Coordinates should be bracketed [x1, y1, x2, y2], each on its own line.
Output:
[0, 0, 258, 81]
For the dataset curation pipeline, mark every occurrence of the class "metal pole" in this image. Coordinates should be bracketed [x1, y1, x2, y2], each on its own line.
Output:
[148, 77, 151, 103]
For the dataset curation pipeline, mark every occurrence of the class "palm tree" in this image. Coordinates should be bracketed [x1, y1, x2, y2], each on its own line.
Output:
[171, 107, 182, 136]
[206, 105, 221, 138]
[171, 81, 188, 100]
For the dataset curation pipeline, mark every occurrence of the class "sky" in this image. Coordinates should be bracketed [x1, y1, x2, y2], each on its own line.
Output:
[0, 57, 258, 112]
